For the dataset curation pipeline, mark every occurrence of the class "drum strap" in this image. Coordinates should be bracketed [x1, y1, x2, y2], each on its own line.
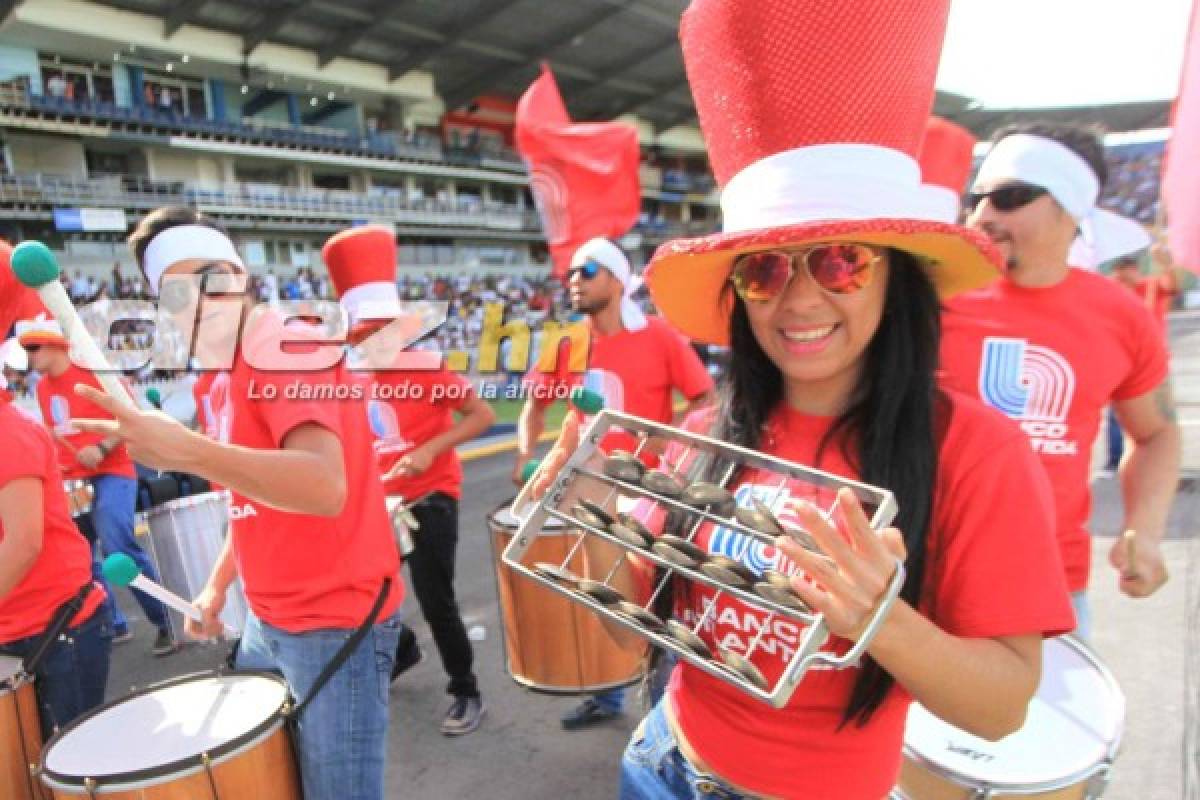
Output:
[288, 577, 392, 721]
[22, 582, 94, 675]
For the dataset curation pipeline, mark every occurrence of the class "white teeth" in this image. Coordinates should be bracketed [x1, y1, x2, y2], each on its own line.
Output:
[782, 325, 835, 343]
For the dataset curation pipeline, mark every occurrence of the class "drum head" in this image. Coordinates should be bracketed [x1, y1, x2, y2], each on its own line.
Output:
[904, 636, 1124, 790]
[43, 672, 288, 786]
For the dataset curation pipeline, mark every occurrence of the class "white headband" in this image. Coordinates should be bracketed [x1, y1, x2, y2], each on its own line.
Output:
[142, 225, 246, 295]
[1068, 208, 1152, 269]
[973, 134, 1100, 221]
[571, 238, 647, 332]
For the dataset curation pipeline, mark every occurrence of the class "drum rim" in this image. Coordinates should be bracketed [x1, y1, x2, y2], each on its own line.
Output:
[489, 497, 565, 532]
[39, 669, 291, 789]
[0, 654, 30, 692]
[144, 491, 227, 517]
[901, 634, 1126, 793]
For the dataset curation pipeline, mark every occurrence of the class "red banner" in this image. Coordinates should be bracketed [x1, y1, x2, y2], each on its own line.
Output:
[1162, 0, 1200, 274]
[515, 65, 641, 276]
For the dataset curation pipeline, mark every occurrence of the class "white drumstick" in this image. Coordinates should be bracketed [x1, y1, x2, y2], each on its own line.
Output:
[102, 553, 237, 639]
[10, 241, 133, 408]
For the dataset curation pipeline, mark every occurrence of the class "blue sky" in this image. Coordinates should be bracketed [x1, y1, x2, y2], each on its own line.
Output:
[936, 0, 1193, 108]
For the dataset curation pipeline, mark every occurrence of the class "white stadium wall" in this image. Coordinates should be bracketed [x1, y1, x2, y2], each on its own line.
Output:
[6, 132, 86, 177]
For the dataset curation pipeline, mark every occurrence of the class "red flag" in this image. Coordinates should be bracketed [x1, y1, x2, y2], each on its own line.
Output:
[515, 65, 641, 276]
[1162, 0, 1200, 274]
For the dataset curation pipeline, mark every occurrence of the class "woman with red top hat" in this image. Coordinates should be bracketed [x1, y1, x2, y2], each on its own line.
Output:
[323, 224, 496, 736]
[530, 1, 1075, 798]
[72, 207, 403, 800]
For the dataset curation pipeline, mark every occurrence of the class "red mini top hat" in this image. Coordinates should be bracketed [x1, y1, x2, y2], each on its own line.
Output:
[918, 116, 978, 222]
[644, 0, 1002, 346]
[322, 225, 403, 343]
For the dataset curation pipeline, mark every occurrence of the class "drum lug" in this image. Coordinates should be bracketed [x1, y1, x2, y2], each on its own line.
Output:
[1085, 764, 1113, 799]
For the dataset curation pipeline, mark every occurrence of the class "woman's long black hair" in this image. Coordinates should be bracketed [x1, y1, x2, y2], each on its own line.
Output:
[711, 248, 947, 726]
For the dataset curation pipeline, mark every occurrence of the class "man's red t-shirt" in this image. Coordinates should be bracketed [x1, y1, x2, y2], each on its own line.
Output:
[525, 316, 713, 452]
[35, 364, 135, 481]
[940, 269, 1169, 590]
[0, 400, 105, 643]
[1131, 276, 1176, 336]
[211, 328, 402, 633]
[369, 368, 473, 501]
[653, 393, 1073, 800]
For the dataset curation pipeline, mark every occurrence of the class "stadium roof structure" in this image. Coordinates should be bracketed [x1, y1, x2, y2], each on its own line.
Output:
[43, 1, 1174, 138]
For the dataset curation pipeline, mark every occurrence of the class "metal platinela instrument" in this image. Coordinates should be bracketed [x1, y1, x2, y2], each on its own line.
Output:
[503, 410, 904, 709]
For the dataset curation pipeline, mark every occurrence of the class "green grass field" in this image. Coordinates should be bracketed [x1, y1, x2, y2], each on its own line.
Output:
[487, 397, 569, 429]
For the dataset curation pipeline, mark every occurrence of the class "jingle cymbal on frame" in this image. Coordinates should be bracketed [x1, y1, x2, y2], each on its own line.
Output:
[578, 579, 624, 606]
[701, 556, 755, 588]
[609, 522, 653, 550]
[642, 470, 686, 499]
[666, 619, 712, 659]
[615, 600, 667, 634]
[736, 498, 785, 536]
[603, 451, 646, 483]
[533, 562, 581, 589]
[718, 646, 769, 691]
[578, 499, 615, 528]
[681, 481, 736, 515]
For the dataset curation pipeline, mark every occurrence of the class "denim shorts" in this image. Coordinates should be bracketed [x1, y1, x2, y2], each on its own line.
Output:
[620, 700, 751, 799]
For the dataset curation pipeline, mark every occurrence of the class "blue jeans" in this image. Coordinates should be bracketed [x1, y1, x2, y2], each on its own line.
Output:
[0, 604, 113, 737]
[620, 700, 748, 799]
[1071, 591, 1091, 641]
[1105, 408, 1123, 470]
[74, 511, 128, 633]
[594, 686, 626, 713]
[235, 610, 401, 800]
[598, 650, 676, 714]
[90, 474, 169, 631]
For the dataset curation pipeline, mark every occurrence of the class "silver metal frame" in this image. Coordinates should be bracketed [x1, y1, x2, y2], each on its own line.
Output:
[502, 410, 904, 709]
[899, 634, 1125, 798]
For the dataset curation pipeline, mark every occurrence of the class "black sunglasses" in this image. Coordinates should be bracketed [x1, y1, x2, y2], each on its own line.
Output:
[966, 183, 1048, 213]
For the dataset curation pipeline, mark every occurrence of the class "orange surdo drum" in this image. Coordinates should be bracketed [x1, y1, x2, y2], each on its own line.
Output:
[39, 672, 300, 799]
[490, 501, 646, 693]
[1, 656, 49, 800]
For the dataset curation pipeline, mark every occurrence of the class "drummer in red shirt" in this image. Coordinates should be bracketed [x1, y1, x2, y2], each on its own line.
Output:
[940, 123, 1181, 636]
[74, 207, 403, 800]
[17, 315, 175, 655]
[323, 225, 495, 736]
[0, 349, 111, 736]
[516, 236, 715, 729]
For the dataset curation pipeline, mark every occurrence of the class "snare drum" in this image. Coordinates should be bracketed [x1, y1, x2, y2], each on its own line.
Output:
[62, 481, 93, 520]
[1, 656, 49, 800]
[143, 492, 249, 635]
[897, 636, 1124, 799]
[39, 672, 300, 799]
[489, 501, 645, 694]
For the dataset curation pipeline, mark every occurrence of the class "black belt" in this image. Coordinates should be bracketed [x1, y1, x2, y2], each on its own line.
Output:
[21, 582, 95, 675]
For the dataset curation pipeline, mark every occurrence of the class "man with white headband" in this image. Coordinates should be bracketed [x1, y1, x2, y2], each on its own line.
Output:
[75, 206, 404, 800]
[514, 236, 715, 730]
[940, 123, 1181, 636]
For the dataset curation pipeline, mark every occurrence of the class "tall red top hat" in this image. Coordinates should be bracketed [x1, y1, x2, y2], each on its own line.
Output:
[644, 0, 1002, 346]
[321, 225, 402, 342]
[918, 116, 979, 222]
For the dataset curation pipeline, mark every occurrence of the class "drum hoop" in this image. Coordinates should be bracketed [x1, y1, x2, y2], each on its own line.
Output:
[39, 669, 291, 789]
[901, 635, 1126, 793]
[489, 498, 565, 533]
[144, 492, 226, 517]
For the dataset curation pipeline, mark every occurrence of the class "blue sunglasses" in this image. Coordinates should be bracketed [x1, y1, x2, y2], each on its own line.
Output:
[567, 260, 604, 281]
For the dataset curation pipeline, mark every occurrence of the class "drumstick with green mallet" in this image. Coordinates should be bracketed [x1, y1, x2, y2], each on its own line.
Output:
[102, 553, 238, 639]
[9, 240, 133, 408]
